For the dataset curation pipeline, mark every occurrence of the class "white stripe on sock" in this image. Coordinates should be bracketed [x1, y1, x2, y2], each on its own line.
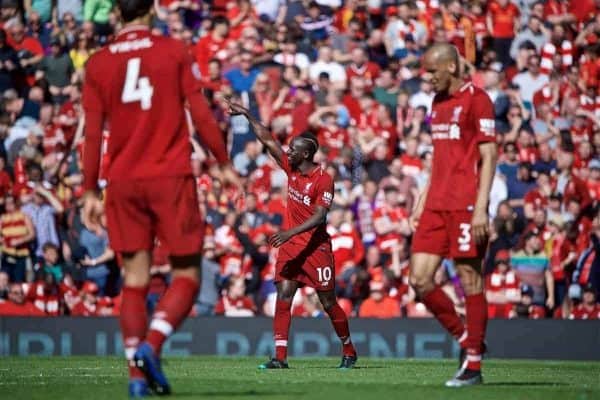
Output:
[275, 340, 288, 347]
[149, 318, 173, 337]
[125, 347, 136, 360]
[467, 354, 482, 362]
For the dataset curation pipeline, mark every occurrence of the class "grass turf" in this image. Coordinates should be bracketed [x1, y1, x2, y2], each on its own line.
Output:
[0, 357, 598, 400]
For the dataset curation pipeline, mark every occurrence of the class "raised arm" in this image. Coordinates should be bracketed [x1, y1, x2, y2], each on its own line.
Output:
[227, 100, 285, 168]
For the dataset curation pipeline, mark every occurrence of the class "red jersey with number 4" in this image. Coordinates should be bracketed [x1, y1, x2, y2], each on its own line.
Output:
[280, 156, 334, 250]
[82, 25, 226, 190]
[426, 82, 496, 211]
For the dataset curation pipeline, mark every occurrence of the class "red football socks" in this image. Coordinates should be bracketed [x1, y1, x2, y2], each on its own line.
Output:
[325, 303, 356, 357]
[146, 276, 199, 355]
[120, 285, 148, 379]
[423, 287, 466, 342]
[465, 293, 487, 371]
[273, 299, 292, 360]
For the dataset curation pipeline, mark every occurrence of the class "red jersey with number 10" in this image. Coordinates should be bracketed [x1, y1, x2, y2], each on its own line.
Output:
[280, 156, 334, 250]
[82, 26, 224, 186]
[426, 82, 496, 211]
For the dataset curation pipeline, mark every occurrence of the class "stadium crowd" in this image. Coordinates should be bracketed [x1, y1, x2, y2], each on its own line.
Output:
[0, 0, 599, 320]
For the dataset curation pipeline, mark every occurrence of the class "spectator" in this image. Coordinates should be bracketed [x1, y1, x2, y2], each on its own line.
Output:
[327, 207, 364, 276]
[70, 280, 99, 316]
[194, 16, 230, 76]
[0, 271, 8, 299]
[510, 283, 546, 319]
[486, 250, 521, 318]
[511, 231, 555, 311]
[40, 242, 64, 282]
[8, 22, 43, 86]
[214, 276, 257, 317]
[21, 181, 63, 260]
[509, 14, 548, 60]
[197, 237, 221, 316]
[0, 28, 19, 92]
[0, 282, 45, 315]
[309, 45, 346, 91]
[569, 284, 600, 319]
[358, 279, 401, 318]
[224, 51, 260, 94]
[0, 194, 35, 282]
[511, 54, 549, 109]
[83, 0, 113, 40]
[38, 37, 74, 103]
[79, 210, 114, 296]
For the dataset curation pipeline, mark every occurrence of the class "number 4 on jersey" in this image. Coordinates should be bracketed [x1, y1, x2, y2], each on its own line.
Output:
[122, 57, 154, 110]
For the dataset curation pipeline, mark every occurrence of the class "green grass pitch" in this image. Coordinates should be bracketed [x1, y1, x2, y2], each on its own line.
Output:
[1, 357, 599, 400]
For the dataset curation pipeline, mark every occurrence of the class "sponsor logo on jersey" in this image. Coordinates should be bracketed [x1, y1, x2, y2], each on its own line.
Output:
[479, 118, 495, 136]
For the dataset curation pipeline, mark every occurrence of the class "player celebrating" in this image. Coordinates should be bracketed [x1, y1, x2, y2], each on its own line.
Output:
[227, 100, 358, 370]
[82, 0, 238, 397]
[409, 44, 497, 387]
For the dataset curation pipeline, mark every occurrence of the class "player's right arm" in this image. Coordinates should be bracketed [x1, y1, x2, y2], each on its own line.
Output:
[81, 58, 105, 223]
[410, 178, 430, 232]
[227, 100, 285, 168]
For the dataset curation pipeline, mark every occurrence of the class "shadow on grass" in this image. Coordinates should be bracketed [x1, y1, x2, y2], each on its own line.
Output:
[173, 390, 303, 397]
[485, 382, 571, 387]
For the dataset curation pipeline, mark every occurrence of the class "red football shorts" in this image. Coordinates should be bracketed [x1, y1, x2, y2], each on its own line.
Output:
[105, 176, 203, 255]
[275, 241, 335, 291]
[411, 209, 486, 259]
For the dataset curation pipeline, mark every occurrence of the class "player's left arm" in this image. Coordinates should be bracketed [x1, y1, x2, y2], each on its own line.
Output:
[270, 174, 334, 248]
[471, 91, 499, 245]
[269, 205, 328, 248]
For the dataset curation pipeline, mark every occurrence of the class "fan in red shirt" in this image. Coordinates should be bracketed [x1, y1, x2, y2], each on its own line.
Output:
[570, 284, 600, 319]
[410, 44, 498, 386]
[71, 281, 100, 316]
[373, 186, 411, 255]
[524, 172, 552, 220]
[327, 208, 365, 276]
[194, 16, 231, 76]
[228, 101, 357, 370]
[0, 283, 45, 316]
[311, 110, 351, 162]
[485, 250, 520, 319]
[81, 0, 239, 396]
[214, 276, 257, 317]
[345, 47, 380, 91]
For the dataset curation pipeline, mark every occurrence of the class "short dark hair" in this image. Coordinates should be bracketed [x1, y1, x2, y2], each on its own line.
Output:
[118, 0, 153, 22]
[298, 131, 319, 158]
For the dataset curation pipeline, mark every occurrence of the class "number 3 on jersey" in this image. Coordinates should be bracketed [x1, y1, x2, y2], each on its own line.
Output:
[122, 58, 154, 110]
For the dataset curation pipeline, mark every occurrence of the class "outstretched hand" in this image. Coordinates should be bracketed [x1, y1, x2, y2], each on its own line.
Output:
[225, 98, 249, 116]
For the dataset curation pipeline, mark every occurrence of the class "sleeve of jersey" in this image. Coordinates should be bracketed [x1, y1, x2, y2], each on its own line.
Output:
[180, 49, 229, 164]
[82, 72, 104, 192]
[315, 173, 335, 209]
[472, 91, 496, 144]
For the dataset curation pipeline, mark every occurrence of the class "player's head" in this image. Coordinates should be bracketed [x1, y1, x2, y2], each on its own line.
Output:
[423, 43, 461, 93]
[118, 0, 153, 22]
[287, 132, 319, 168]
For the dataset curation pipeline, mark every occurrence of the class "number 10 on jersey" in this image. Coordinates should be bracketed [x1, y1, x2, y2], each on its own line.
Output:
[122, 57, 154, 110]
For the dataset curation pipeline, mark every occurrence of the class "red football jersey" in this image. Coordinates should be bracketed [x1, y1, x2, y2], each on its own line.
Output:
[570, 304, 600, 320]
[280, 156, 334, 249]
[82, 25, 227, 191]
[426, 82, 496, 211]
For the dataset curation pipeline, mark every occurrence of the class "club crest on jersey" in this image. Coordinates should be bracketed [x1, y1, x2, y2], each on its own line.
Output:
[304, 182, 313, 193]
[451, 106, 463, 123]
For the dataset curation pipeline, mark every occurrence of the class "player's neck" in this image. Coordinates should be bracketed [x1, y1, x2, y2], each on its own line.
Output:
[297, 161, 317, 175]
[447, 78, 463, 96]
[122, 15, 152, 31]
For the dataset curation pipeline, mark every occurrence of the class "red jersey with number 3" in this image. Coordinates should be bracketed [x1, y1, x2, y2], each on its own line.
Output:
[426, 82, 496, 211]
[280, 156, 334, 250]
[82, 25, 219, 183]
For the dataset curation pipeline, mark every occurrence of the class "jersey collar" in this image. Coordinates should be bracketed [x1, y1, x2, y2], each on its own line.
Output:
[117, 25, 151, 38]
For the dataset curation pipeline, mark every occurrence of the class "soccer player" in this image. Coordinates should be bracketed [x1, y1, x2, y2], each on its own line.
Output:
[409, 44, 498, 387]
[227, 100, 358, 369]
[81, 0, 239, 397]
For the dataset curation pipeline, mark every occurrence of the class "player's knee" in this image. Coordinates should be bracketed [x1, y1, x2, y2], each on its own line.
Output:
[409, 271, 432, 295]
[318, 293, 337, 310]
